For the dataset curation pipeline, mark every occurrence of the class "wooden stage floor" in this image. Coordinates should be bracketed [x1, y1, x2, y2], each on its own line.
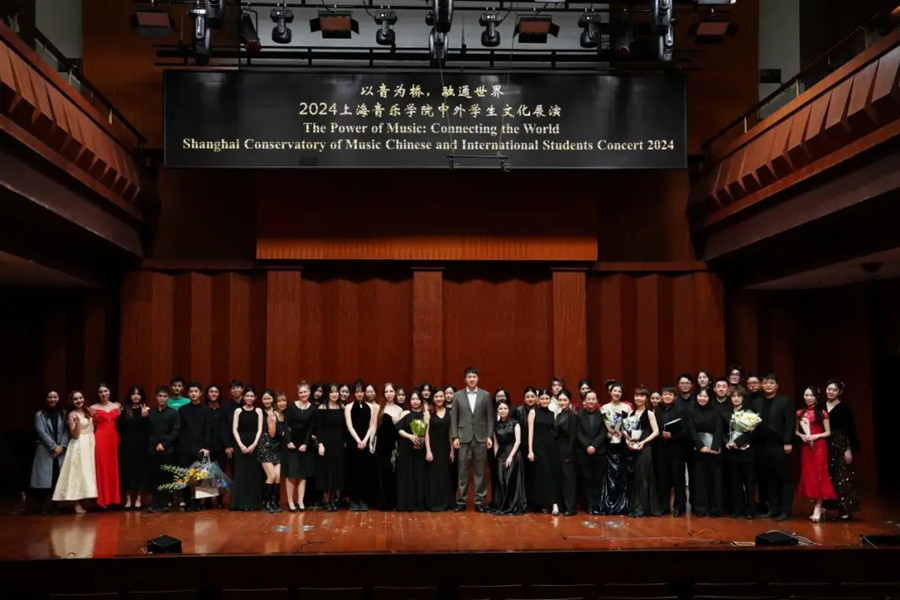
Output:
[4, 501, 900, 559]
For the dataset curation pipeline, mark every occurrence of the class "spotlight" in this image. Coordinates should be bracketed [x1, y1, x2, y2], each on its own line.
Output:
[432, 0, 454, 34]
[271, 4, 294, 44]
[650, 0, 673, 35]
[373, 9, 397, 46]
[577, 12, 602, 49]
[240, 11, 261, 54]
[205, 0, 225, 28]
[658, 24, 675, 62]
[514, 15, 559, 44]
[479, 10, 502, 48]
[130, 9, 175, 37]
[428, 28, 448, 62]
[310, 10, 360, 39]
[189, 6, 211, 65]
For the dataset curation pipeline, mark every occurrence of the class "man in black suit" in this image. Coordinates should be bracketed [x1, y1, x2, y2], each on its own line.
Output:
[656, 386, 687, 516]
[752, 373, 795, 521]
[148, 387, 181, 513]
[176, 382, 212, 511]
[451, 367, 494, 512]
[576, 391, 607, 515]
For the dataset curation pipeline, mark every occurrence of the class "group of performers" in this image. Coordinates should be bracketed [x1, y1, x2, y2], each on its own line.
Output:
[29, 366, 861, 522]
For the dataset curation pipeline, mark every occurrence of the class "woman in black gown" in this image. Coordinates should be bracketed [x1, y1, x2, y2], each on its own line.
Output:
[687, 388, 724, 517]
[425, 389, 454, 511]
[824, 379, 861, 519]
[600, 382, 633, 515]
[492, 398, 526, 515]
[489, 388, 510, 509]
[516, 387, 538, 510]
[396, 390, 428, 511]
[345, 382, 376, 511]
[375, 383, 403, 510]
[316, 384, 345, 511]
[284, 383, 315, 512]
[554, 390, 578, 516]
[625, 387, 661, 517]
[230, 387, 263, 511]
[528, 388, 562, 515]
[118, 385, 149, 510]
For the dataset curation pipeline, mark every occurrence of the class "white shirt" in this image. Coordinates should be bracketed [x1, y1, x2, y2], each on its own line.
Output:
[467, 388, 478, 413]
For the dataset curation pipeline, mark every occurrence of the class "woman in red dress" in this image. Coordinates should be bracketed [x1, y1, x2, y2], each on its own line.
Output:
[91, 383, 121, 508]
[795, 386, 836, 522]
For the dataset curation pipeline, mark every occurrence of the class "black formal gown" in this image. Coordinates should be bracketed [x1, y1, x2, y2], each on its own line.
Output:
[316, 407, 346, 492]
[492, 417, 526, 515]
[825, 402, 861, 516]
[600, 404, 632, 515]
[345, 400, 376, 505]
[375, 412, 399, 510]
[554, 408, 578, 514]
[426, 409, 454, 512]
[284, 403, 315, 479]
[230, 408, 263, 510]
[628, 409, 660, 517]
[515, 404, 537, 509]
[396, 411, 427, 511]
[117, 405, 150, 493]
[530, 406, 562, 508]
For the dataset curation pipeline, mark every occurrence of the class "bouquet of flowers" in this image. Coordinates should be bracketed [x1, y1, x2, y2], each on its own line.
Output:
[409, 418, 427, 449]
[158, 458, 232, 498]
[622, 414, 642, 445]
[604, 411, 624, 444]
[729, 410, 762, 445]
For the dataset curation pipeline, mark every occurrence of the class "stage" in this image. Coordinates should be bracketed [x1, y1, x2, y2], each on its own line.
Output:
[4, 501, 900, 559]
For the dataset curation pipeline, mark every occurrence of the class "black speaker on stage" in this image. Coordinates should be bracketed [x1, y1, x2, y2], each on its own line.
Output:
[755, 531, 798, 546]
[147, 535, 182, 554]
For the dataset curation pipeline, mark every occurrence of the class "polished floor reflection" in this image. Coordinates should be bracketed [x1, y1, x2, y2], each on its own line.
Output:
[3, 502, 899, 559]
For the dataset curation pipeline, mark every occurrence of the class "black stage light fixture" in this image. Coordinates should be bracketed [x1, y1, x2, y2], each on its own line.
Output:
[310, 10, 360, 39]
[130, 8, 175, 37]
[432, 0, 454, 33]
[577, 11, 602, 49]
[514, 15, 559, 44]
[373, 9, 397, 46]
[479, 10, 502, 48]
[241, 11, 262, 54]
[189, 6, 211, 65]
[429, 28, 448, 62]
[658, 23, 675, 62]
[271, 5, 294, 44]
[205, 0, 225, 28]
[650, 0, 673, 35]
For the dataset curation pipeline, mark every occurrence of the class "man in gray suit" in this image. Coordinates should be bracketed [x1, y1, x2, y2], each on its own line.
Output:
[451, 367, 494, 512]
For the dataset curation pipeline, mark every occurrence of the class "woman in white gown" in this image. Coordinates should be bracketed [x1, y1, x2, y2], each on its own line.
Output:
[52, 391, 97, 513]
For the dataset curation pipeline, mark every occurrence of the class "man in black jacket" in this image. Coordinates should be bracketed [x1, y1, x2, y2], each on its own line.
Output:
[576, 391, 607, 515]
[176, 382, 212, 511]
[148, 387, 181, 513]
[656, 387, 687, 516]
[752, 373, 795, 521]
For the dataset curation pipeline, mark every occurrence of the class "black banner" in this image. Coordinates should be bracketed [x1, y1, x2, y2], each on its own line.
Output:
[164, 71, 686, 169]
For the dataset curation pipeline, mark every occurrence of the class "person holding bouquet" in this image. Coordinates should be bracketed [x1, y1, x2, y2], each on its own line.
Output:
[599, 382, 632, 515]
[796, 386, 836, 522]
[146, 387, 180, 513]
[528, 389, 562, 515]
[725, 386, 761, 519]
[396, 390, 429, 511]
[824, 379, 860, 520]
[687, 388, 723, 517]
[624, 387, 660, 517]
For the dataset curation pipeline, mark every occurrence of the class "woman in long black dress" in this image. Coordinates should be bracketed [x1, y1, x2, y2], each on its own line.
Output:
[554, 390, 578, 516]
[528, 388, 562, 515]
[375, 383, 403, 510]
[396, 390, 429, 511]
[117, 385, 149, 510]
[345, 382, 376, 511]
[600, 382, 633, 515]
[419, 382, 433, 413]
[824, 379, 861, 519]
[493, 398, 526, 515]
[316, 384, 345, 511]
[516, 387, 538, 510]
[687, 388, 724, 517]
[425, 388, 454, 511]
[625, 387, 661, 517]
[284, 383, 315, 512]
[230, 387, 263, 511]
[488, 388, 510, 509]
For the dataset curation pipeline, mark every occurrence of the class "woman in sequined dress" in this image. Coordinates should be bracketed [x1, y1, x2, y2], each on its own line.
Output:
[824, 379, 861, 519]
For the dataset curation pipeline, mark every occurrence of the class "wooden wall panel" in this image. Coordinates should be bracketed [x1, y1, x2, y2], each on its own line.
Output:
[443, 272, 553, 397]
[412, 269, 444, 385]
[552, 271, 587, 390]
[173, 273, 214, 386]
[265, 271, 304, 394]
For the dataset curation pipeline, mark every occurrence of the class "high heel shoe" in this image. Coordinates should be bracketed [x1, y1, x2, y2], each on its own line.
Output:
[809, 506, 823, 522]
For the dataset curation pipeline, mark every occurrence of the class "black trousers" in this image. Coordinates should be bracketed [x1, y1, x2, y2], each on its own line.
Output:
[577, 452, 606, 512]
[759, 443, 793, 516]
[691, 451, 722, 515]
[728, 456, 756, 515]
[657, 450, 686, 512]
[559, 456, 577, 513]
[150, 453, 173, 509]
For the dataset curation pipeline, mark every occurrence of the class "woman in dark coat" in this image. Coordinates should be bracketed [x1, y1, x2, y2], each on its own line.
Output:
[118, 385, 150, 510]
[31, 390, 69, 514]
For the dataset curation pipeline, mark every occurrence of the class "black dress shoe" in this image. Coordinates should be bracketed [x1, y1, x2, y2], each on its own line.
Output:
[541, 508, 550, 514]
[745, 513, 755, 519]
[454, 505, 466, 512]
[775, 513, 790, 522]
[563, 510, 577, 517]
[759, 510, 775, 518]
[673, 509, 682, 517]
[474, 505, 488, 513]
